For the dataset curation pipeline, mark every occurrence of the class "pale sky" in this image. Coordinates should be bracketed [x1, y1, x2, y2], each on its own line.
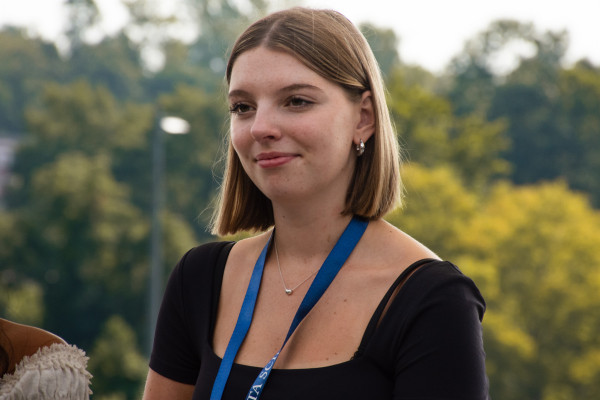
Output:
[1, 0, 599, 73]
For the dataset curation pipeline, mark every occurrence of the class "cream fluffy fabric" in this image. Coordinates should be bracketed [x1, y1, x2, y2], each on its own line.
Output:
[0, 343, 92, 399]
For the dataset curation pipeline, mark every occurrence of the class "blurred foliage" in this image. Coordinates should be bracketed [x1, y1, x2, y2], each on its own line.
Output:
[386, 164, 479, 258]
[88, 315, 148, 399]
[68, 34, 147, 100]
[467, 181, 600, 399]
[445, 20, 600, 206]
[0, 0, 599, 398]
[388, 165, 600, 399]
[0, 281, 45, 326]
[388, 69, 511, 189]
[158, 85, 228, 231]
[360, 23, 401, 79]
[488, 61, 600, 205]
[0, 28, 65, 135]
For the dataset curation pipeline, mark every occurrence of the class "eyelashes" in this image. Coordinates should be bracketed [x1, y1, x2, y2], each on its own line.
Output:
[229, 103, 252, 115]
[229, 97, 314, 116]
[286, 96, 313, 108]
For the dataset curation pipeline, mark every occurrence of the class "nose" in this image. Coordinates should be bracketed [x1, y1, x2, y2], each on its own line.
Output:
[250, 107, 281, 142]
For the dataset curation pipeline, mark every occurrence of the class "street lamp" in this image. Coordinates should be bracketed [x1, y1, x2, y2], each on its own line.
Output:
[160, 116, 191, 135]
[148, 115, 190, 354]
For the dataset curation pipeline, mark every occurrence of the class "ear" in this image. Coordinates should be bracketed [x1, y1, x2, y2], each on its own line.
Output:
[354, 91, 375, 145]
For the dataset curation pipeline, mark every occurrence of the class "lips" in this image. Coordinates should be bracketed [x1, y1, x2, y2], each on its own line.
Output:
[255, 152, 299, 168]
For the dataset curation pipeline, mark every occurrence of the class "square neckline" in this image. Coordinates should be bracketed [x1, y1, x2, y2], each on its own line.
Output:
[208, 241, 438, 371]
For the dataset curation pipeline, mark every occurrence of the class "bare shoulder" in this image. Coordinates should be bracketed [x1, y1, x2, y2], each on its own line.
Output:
[212, 231, 273, 357]
[358, 219, 440, 272]
[338, 219, 441, 320]
[1, 319, 66, 349]
[1, 318, 67, 372]
[226, 231, 272, 271]
[220, 231, 272, 295]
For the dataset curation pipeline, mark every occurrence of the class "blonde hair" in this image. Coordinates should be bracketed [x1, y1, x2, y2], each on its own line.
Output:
[211, 7, 402, 236]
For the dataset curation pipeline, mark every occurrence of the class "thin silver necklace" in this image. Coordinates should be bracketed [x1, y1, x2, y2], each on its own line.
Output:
[274, 240, 319, 295]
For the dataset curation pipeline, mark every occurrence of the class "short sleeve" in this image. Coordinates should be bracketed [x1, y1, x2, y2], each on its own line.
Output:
[149, 242, 232, 385]
[390, 263, 489, 399]
[149, 249, 201, 384]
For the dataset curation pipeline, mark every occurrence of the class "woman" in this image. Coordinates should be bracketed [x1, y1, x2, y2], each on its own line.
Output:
[144, 7, 488, 400]
[0, 318, 92, 399]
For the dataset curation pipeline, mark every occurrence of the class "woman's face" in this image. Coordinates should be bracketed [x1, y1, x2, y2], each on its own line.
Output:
[228, 46, 373, 208]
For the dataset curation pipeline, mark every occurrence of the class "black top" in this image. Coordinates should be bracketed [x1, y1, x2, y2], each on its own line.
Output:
[150, 242, 489, 399]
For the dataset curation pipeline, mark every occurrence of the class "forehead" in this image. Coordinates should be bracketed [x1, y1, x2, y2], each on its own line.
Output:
[229, 47, 329, 92]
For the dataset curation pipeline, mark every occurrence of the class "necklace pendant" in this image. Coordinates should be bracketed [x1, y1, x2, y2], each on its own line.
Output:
[285, 288, 293, 295]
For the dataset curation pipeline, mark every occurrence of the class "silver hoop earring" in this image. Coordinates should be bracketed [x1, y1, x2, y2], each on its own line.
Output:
[356, 139, 365, 157]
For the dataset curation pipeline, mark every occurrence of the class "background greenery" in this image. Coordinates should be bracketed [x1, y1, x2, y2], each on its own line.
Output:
[1, 1, 599, 398]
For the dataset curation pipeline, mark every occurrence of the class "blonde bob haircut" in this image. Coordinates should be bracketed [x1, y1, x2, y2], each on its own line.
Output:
[211, 7, 402, 236]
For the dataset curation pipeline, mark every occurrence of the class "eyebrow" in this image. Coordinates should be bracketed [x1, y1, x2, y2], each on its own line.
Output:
[228, 83, 324, 99]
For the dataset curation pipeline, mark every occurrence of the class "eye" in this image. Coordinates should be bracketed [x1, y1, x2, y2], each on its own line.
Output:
[229, 103, 253, 115]
[286, 96, 313, 108]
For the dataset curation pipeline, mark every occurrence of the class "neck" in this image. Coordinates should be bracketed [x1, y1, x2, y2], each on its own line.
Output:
[271, 206, 354, 269]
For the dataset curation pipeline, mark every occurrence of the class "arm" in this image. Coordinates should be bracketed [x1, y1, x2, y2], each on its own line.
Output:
[144, 250, 200, 396]
[145, 244, 229, 397]
[142, 369, 195, 400]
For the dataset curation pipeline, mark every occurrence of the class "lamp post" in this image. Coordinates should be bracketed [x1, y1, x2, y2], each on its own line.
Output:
[148, 115, 190, 354]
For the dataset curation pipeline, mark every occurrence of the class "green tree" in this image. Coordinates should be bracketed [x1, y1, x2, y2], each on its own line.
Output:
[65, 0, 101, 51]
[184, 0, 270, 70]
[7, 80, 153, 210]
[465, 182, 600, 399]
[489, 60, 600, 205]
[147, 39, 223, 96]
[555, 61, 600, 203]
[7, 152, 149, 347]
[441, 19, 600, 204]
[360, 23, 401, 79]
[387, 164, 600, 399]
[158, 84, 228, 237]
[385, 163, 478, 258]
[67, 34, 146, 100]
[0, 79, 201, 396]
[0, 279, 45, 326]
[387, 71, 510, 189]
[88, 315, 148, 399]
[0, 28, 65, 135]
[446, 19, 566, 117]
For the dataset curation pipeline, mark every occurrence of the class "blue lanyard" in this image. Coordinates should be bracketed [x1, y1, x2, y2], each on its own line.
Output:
[210, 216, 368, 400]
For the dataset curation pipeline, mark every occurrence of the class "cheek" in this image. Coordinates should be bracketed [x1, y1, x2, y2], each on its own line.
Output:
[230, 126, 251, 156]
[230, 130, 257, 179]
